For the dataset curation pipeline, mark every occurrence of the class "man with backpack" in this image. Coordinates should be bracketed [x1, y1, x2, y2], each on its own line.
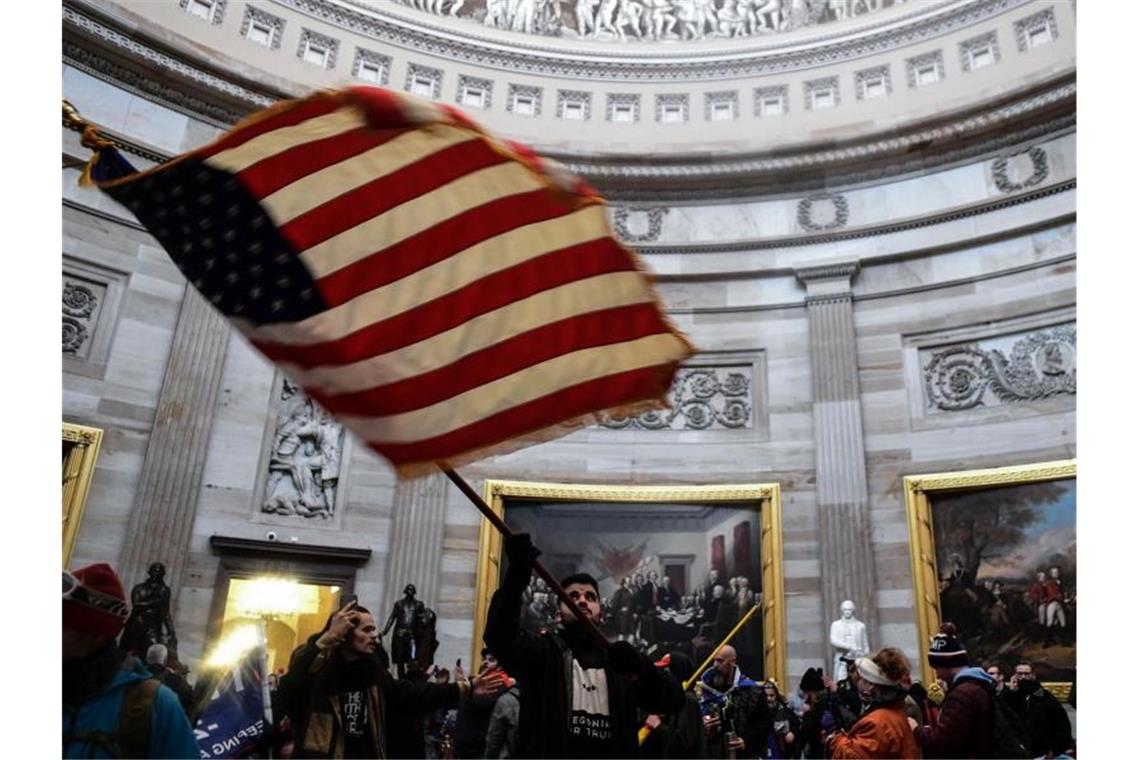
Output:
[63, 564, 199, 759]
[909, 622, 1031, 759]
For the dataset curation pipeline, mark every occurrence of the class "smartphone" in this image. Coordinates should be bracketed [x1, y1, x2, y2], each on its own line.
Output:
[340, 592, 358, 609]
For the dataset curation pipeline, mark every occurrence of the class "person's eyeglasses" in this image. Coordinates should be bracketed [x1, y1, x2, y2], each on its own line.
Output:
[62, 571, 129, 619]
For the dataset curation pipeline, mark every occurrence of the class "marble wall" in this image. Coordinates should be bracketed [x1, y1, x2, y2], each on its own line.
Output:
[61, 54, 1075, 682]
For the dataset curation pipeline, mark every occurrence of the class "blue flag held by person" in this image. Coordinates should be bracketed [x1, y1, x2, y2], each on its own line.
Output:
[194, 642, 271, 759]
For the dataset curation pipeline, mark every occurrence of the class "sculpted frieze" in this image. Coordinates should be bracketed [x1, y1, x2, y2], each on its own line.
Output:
[262, 380, 346, 519]
[922, 323, 1075, 413]
[390, 0, 910, 42]
[599, 366, 752, 430]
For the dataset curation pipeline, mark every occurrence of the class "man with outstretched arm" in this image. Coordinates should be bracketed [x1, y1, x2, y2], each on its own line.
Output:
[483, 533, 685, 757]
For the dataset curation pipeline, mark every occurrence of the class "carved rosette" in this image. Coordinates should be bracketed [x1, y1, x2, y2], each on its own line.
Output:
[600, 367, 751, 430]
[923, 324, 1075, 412]
[62, 282, 99, 355]
[992, 146, 1049, 193]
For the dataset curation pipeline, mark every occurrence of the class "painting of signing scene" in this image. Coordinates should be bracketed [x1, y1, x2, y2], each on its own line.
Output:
[473, 482, 786, 687]
[907, 461, 1075, 687]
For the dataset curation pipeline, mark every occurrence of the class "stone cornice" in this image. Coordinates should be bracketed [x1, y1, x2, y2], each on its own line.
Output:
[796, 262, 861, 284]
[640, 179, 1076, 255]
[274, 0, 1036, 81]
[61, 1, 1074, 199]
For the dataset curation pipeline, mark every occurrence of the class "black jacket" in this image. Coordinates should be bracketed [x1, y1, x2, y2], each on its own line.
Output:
[484, 573, 684, 758]
[1006, 684, 1073, 757]
[276, 638, 462, 758]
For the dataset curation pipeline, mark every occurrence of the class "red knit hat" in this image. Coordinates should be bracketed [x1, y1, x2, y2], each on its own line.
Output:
[63, 563, 130, 639]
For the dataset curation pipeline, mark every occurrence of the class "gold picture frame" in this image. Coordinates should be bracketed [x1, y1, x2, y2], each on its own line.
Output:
[63, 422, 104, 567]
[473, 480, 786, 689]
[905, 459, 1076, 696]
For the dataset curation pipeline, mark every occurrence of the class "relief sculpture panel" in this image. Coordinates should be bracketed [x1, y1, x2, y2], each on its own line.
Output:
[922, 323, 1075, 413]
[600, 365, 752, 430]
[262, 379, 347, 519]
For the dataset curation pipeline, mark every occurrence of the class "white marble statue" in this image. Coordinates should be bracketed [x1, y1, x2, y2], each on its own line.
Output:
[262, 381, 344, 519]
[829, 599, 870, 681]
[576, 0, 600, 35]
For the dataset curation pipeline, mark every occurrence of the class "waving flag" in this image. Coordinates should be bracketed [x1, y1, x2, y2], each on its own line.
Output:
[194, 638, 271, 759]
[81, 86, 693, 475]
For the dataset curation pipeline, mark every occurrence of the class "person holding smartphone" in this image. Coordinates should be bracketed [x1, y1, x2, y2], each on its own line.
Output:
[276, 600, 503, 758]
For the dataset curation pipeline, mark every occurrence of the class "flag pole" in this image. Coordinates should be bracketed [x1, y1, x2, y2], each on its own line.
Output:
[637, 601, 764, 745]
[440, 466, 610, 650]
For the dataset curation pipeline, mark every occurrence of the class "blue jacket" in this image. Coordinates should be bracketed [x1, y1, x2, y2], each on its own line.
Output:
[63, 658, 199, 759]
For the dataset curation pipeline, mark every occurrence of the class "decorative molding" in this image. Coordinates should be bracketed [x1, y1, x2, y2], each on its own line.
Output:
[261, 379, 347, 520]
[556, 88, 592, 120]
[269, 0, 1038, 81]
[803, 76, 840, 110]
[606, 92, 641, 122]
[62, 255, 129, 381]
[958, 29, 1000, 71]
[704, 90, 738, 121]
[797, 192, 849, 231]
[297, 27, 340, 69]
[485, 480, 776, 503]
[796, 261, 860, 283]
[352, 46, 391, 83]
[62, 281, 99, 356]
[598, 366, 752, 430]
[1014, 7, 1058, 52]
[557, 82, 1075, 198]
[803, 292, 854, 307]
[753, 85, 788, 117]
[210, 534, 372, 563]
[992, 145, 1049, 193]
[612, 206, 669, 242]
[655, 93, 690, 123]
[405, 61, 443, 98]
[456, 73, 493, 109]
[507, 83, 542, 116]
[641, 179, 1074, 254]
[854, 64, 892, 100]
[922, 323, 1075, 412]
[179, 0, 227, 25]
[241, 5, 287, 49]
[905, 49, 945, 88]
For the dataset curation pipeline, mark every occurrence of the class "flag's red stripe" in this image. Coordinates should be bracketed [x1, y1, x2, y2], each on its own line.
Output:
[278, 139, 508, 253]
[236, 126, 411, 200]
[373, 363, 680, 466]
[309, 302, 666, 416]
[317, 187, 578, 308]
[197, 96, 345, 159]
[252, 237, 632, 367]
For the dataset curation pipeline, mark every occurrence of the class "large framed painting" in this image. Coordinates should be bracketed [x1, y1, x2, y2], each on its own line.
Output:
[905, 460, 1076, 695]
[473, 481, 786, 689]
[63, 422, 103, 567]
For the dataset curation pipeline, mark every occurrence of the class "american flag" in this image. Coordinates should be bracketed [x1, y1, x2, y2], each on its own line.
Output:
[84, 87, 694, 476]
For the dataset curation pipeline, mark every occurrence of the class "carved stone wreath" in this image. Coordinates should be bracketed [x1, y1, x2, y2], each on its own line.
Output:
[612, 207, 669, 243]
[797, 193, 849, 232]
[923, 324, 1075, 411]
[600, 368, 751, 430]
[991, 146, 1049, 193]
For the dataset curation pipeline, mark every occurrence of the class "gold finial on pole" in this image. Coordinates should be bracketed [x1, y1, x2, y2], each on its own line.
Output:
[62, 99, 86, 130]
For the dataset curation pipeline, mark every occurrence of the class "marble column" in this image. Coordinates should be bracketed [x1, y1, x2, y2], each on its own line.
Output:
[379, 472, 450, 619]
[118, 287, 230, 597]
[796, 263, 878, 664]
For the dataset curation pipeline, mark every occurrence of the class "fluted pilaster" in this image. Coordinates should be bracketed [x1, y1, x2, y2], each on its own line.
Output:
[797, 265, 877, 667]
[379, 472, 450, 618]
[118, 288, 230, 598]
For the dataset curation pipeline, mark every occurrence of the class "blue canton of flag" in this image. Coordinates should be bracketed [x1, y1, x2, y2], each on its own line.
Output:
[194, 644, 270, 759]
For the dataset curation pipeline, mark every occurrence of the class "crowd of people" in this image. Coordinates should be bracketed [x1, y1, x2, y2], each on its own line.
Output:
[64, 552, 1076, 759]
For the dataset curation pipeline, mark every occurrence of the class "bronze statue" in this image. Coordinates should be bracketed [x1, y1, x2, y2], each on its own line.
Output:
[119, 562, 178, 659]
[381, 583, 426, 677]
[414, 605, 439, 672]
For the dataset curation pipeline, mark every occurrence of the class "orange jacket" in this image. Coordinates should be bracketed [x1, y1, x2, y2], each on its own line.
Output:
[828, 701, 921, 759]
